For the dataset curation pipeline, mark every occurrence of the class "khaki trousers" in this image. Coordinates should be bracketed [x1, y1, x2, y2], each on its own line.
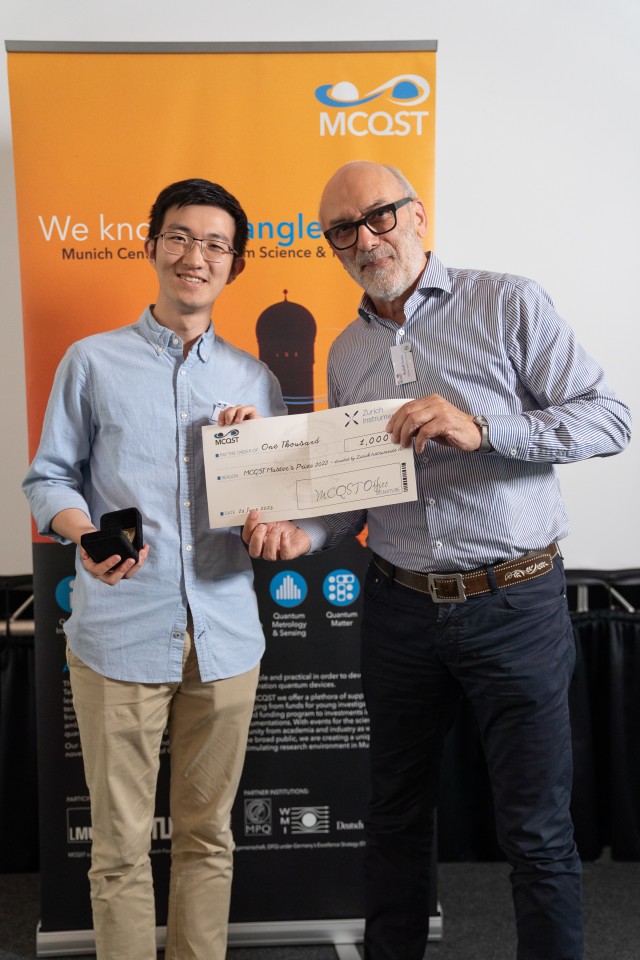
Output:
[68, 633, 259, 960]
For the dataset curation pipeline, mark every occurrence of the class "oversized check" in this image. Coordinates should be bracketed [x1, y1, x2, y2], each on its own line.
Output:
[202, 401, 417, 528]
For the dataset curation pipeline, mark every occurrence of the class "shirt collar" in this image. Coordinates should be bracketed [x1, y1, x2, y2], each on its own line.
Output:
[137, 306, 214, 363]
[357, 252, 452, 324]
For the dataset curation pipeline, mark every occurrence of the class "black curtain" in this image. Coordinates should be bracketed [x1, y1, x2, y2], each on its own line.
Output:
[575, 610, 640, 859]
[438, 573, 640, 863]
[0, 576, 39, 871]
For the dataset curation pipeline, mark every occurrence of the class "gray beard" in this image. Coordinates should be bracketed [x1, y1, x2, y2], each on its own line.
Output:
[344, 252, 410, 302]
[361, 272, 408, 302]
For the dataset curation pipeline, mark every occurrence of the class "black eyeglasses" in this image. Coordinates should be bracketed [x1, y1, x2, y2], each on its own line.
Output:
[323, 197, 413, 250]
[155, 232, 237, 262]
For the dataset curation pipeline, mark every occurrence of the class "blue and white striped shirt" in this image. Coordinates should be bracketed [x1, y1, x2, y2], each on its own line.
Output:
[303, 253, 631, 572]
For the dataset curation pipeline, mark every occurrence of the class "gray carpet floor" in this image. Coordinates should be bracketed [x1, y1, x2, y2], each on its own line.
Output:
[0, 855, 638, 959]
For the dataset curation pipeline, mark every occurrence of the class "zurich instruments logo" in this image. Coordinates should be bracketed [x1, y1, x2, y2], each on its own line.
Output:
[315, 74, 431, 137]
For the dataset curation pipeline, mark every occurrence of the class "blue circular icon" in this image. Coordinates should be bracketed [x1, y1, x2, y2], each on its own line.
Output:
[55, 575, 76, 613]
[269, 570, 308, 608]
[323, 569, 360, 607]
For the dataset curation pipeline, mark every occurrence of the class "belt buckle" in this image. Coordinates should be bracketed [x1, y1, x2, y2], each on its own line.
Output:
[427, 572, 467, 603]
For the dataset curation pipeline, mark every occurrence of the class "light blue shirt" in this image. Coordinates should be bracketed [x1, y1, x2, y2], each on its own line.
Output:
[302, 253, 631, 572]
[23, 307, 287, 682]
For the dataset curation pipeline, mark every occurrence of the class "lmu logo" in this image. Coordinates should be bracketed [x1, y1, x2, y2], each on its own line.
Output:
[67, 807, 92, 843]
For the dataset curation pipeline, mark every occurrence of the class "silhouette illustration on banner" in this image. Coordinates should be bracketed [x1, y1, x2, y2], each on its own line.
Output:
[256, 290, 321, 413]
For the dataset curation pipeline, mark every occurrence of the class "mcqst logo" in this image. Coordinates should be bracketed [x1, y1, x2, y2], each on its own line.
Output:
[213, 428, 240, 446]
[315, 74, 430, 138]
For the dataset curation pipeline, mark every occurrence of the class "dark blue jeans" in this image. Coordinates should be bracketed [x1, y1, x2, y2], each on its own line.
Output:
[361, 556, 583, 960]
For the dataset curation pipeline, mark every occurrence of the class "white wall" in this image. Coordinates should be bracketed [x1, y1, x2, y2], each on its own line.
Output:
[1, 0, 638, 573]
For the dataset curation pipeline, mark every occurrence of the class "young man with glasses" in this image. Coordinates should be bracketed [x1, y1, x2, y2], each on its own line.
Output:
[23, 178, 287, 960]
[243, 160, 631, 960]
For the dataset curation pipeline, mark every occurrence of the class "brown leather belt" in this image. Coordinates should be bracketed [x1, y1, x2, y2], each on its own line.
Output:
[372, 544, 559, 603]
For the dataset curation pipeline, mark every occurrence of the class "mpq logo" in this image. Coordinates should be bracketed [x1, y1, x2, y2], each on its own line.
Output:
[315, 74, 431, 138]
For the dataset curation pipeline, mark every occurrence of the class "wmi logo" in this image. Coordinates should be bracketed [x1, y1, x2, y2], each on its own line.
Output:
[280, 805, 330, 834]
[315, 74, 430, 138]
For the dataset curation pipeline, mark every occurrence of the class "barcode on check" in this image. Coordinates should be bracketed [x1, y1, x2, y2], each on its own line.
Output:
[401, 462, 408, 492]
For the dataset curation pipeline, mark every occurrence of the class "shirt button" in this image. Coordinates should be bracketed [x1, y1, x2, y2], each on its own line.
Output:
[172, 337, 180, 346]
[180, 412, 188, 420]
[173, 632, 181, 639]
[180, 369, 186, 376]
[435, 541, 443, 548]
[186, 545, 193, 552]
[183, 455, 190, 463]
[156, 346, 164, 354]
[183, 500, 191, 508]
[509, 448, 517, 457]
[427, 498, 436, 506]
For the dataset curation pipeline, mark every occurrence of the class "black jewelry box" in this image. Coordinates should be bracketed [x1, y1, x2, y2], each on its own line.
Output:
[80, 508, 143, 568]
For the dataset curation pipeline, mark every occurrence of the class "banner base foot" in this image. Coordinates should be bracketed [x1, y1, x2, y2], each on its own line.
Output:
[334, 946, 361, 960]
[37, 909, 443, 957]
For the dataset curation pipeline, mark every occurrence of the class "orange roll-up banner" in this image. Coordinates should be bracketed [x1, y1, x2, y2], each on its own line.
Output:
[8, 42, 437, 954]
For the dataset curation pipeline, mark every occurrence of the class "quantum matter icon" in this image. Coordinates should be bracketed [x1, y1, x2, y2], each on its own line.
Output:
[256, 291, 318, 414]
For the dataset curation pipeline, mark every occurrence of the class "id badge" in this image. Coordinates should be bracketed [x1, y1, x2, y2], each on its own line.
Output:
[210, 400, 230, 422]
[390, 343, 417, 385]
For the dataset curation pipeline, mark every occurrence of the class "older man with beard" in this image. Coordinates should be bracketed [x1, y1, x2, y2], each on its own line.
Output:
[243, 160, 631, 960]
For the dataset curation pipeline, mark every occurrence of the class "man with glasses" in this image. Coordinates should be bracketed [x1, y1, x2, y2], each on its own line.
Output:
[243, 160, 631, 960]
[23, 178, 287, 960]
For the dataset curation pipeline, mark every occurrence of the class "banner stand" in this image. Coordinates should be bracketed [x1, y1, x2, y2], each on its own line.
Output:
[9, 41, 439, 956]
[36, 913, 443, 958]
